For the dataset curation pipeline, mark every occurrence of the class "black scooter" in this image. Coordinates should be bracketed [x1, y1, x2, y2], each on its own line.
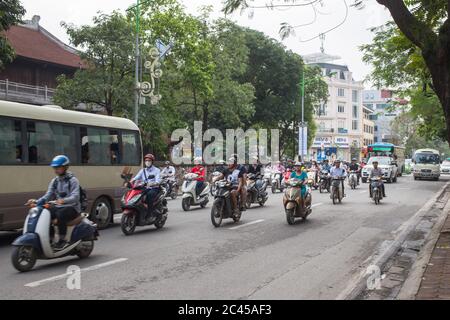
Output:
[210, 178, 242, 227]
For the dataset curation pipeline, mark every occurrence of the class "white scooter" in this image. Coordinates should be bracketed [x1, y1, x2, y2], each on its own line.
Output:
[271, 170, 284, 193]
[181, 173, 210, 211]
[348, 171, 358, 189]
[11, 201, 98, 272]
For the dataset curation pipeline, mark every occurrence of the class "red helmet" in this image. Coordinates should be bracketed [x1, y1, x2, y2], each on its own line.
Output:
[144, 154, 155, 161]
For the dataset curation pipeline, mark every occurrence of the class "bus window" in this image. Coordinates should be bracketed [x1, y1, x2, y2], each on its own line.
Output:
[80, 127, 121, 165]
[26, 121, 77, 164]
[0, 118, 22, 164]
[121, 131, 140, 165]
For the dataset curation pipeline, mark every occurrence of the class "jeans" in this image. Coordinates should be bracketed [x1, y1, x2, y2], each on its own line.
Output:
[50, 206, 79, 236]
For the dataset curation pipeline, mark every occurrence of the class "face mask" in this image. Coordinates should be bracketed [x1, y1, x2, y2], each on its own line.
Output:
[145, 161, 152, 167]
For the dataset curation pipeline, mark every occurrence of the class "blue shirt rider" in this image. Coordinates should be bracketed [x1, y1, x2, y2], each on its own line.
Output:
[131, 154, 161, 217]
[321, 159, 332, 173]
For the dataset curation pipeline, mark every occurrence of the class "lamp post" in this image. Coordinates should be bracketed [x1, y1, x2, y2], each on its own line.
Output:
[299, 66, 306, 162]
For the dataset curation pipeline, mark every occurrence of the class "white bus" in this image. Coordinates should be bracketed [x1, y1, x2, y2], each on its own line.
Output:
[0, 101, 142, 230]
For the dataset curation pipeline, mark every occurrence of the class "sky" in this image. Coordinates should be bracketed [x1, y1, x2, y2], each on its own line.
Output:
[20, 0, 392, 88]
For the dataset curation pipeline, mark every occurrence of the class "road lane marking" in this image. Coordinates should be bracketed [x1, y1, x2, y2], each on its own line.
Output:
[359, 191, 368, 194]
[24, 258, 128, 288]
[229, 219, 265, 230]
[312, 203, 324, 208]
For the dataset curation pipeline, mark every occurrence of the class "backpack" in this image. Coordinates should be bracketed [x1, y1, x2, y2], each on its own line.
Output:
[52, 176, 88, 212]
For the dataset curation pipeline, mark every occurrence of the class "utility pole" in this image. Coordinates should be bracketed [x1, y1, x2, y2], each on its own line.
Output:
[299, 67, 306, 162]
[134, 0, 141, 125]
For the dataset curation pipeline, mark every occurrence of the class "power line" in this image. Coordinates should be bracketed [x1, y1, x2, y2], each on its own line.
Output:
[299, 0, 349, 43]
[247, 0, 322, 10]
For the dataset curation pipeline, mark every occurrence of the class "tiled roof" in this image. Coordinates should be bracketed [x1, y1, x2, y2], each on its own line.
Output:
[4, 25, 84, 68]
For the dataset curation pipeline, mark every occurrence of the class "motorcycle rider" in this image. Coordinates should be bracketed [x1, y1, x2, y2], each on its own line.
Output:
[161, 161, 176, 178]
[27, 155, 81, 250]
[190, 157, 207, 198]
[369, 160, 387, 198]
[321, 159, 332, 173]
[290, 162, 309, 209]
[272, 160, 286, 186]
[248, 156, 263, 177]
[131, 154, 161, 217]
[224, 156, 247, 216]
[348, 158, 361, 185]
[330, 160, 347, 197]
[310, 160, 320, 184]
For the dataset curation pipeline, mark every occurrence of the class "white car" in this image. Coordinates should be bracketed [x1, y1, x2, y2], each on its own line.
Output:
[361, 156, 399, 183]
[440, 159, 450, 175]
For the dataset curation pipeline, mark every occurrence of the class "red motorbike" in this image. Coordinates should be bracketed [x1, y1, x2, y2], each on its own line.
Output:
[120, 174, 168, 236]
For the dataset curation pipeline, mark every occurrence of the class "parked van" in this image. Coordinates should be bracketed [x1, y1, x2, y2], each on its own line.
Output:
[413, 149, 441, 180]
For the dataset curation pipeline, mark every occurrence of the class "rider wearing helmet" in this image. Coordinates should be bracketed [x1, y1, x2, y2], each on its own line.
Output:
[290, 162, 309, 210]
[191, 157, 207, 196]
[131, 154, 161, 217]
[330, 159, 347, 197]
[369, 160, 387, 198]
[161, 160, 176, 179]
[28, 155, 81, 250]
[348, 158, 361, 185]
[223, 155, 247, 216]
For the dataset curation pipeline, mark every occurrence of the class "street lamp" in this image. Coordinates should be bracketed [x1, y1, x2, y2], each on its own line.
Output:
[299, 66, 307, 162]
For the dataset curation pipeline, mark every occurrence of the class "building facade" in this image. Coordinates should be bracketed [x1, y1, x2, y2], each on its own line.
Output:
[363, 89, 403, 145]
[0, 15, 84, 105]
[305, 54, 374, 162]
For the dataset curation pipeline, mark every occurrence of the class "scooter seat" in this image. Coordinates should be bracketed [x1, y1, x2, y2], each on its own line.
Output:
[67, 215, 83, 226]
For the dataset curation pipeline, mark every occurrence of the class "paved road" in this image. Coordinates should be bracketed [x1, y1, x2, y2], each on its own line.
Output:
[0, 175, 447, 299]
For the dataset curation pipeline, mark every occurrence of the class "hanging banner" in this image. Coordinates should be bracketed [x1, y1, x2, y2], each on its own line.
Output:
[298, 126, 308, 158]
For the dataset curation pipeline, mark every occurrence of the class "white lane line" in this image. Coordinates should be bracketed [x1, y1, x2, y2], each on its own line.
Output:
[312, 203, 324, 208]
[359, 190, 368, 194]
[24, 258, 128, 288]
[229, 219, 265, 230]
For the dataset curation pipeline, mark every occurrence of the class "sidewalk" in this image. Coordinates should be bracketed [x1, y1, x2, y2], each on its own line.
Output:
[415, 214, 450, 299]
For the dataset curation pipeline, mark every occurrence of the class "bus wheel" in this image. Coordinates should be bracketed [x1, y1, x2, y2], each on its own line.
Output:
[91, 197, 112, 230]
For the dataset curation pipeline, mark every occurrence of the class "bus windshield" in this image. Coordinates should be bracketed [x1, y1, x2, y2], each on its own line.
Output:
[415, 153, 440, 164]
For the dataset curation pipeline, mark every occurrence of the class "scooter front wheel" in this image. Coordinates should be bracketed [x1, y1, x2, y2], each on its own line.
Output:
[182, 198, 191, 211]
[211, 203, 223, 227]
[77, 240, 94, 259]
[121, 214, 137, 236]
[11, 246, 37, 272]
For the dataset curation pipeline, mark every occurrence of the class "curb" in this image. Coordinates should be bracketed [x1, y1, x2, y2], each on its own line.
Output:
[336, 181, 450, 300]
[396, 199, 450, 299]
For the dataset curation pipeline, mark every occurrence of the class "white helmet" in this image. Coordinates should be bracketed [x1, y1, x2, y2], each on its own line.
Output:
[193, 157, 202, 165]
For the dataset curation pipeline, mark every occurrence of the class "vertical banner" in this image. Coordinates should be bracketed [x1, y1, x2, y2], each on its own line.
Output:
[298, 126, 308, 160]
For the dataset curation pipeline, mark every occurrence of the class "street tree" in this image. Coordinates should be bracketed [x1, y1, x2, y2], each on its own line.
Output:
[0, 0, 25, 70]
[224, 0, 450, 145]
[53, 12, 135, 117]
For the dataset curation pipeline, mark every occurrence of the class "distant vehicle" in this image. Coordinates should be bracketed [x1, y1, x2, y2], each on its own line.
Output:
[367, 143, 405, 176]
[440, 158, 450, 175]
[0, 100, 142, 231]
[361, 156, 398, 183]
[413, 149, 441, 181]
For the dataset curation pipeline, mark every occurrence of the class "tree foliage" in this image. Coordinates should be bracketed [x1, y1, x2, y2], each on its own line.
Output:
[0, 0, 25, 70]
